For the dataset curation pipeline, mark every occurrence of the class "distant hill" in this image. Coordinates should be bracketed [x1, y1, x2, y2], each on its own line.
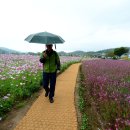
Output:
[66, 50, 86, 56]
[0, 47, 21, 54]
[69, 50, 86, 56]
[58, 51, 67, 56]
[97, 48, 114, 53]
[58, 50, 87, 56]
[0, 47, 130, 56]
[58, 49, 119, 56]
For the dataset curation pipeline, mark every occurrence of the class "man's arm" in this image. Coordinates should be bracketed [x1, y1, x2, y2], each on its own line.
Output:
[39, 51, 47, 63]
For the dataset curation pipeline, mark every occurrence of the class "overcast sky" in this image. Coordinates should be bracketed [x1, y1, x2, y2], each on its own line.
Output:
[0, 0, 130, 52]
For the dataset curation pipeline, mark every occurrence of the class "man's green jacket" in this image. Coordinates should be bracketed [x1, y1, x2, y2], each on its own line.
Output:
[39, 50, 61, 73]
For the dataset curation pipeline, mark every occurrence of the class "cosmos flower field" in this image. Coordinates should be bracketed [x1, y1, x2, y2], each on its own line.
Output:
[0, 54, 81, 120]
[82, 59, 130, 129]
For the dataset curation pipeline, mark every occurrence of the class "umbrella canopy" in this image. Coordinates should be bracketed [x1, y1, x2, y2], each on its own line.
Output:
[25, 31, 65, 44]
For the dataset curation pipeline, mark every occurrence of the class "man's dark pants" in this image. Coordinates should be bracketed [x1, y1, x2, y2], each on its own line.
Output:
[43, 72, 56, 99]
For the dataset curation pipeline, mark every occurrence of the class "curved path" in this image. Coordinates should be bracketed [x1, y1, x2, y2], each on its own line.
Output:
[14, 63, 80, 130]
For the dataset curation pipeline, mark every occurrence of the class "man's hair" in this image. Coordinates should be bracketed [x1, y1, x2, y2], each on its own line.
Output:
[46, 44, 53, 47]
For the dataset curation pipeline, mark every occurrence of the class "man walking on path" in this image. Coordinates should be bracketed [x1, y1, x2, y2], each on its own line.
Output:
[40, 44, 61, 103]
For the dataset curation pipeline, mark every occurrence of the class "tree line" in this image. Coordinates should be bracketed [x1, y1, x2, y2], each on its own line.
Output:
[106, 47, 129, 58]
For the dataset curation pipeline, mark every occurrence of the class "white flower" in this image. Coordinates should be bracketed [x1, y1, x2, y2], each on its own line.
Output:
[0, 104, 3, 107]
[7, 93, 11, 96]
[3, 96, 9, 100]
[0, 117, 2, 121]
[22, 76, 26, 80]
[1, 77, 6, 80]
[20, 83, 23, 85]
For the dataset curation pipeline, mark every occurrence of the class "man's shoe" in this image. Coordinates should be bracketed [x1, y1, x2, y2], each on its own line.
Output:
[49, 98, 54, 103]
[45, 90, 49, 97]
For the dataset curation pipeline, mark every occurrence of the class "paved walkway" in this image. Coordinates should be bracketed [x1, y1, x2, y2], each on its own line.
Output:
[14, 63, 80, 130]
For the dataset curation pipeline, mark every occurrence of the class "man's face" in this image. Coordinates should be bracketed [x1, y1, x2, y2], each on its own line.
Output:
[46, 44, 53, 51]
